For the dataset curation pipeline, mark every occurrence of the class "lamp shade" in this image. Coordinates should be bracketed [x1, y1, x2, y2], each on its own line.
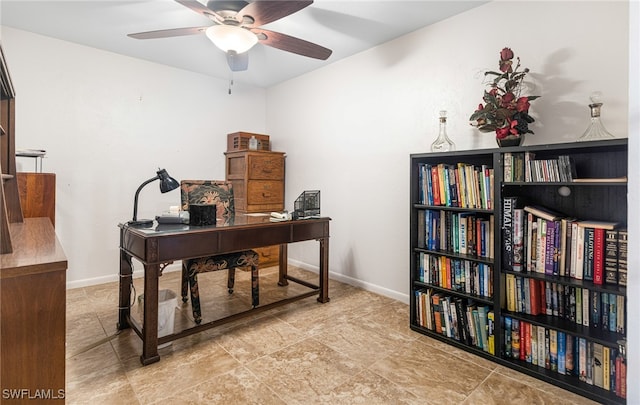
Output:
[157, 168, 179, 193]
[205, 25, 258, 53]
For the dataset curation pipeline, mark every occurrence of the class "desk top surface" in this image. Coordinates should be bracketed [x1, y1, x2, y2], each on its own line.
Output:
[121, 215, 330, 237]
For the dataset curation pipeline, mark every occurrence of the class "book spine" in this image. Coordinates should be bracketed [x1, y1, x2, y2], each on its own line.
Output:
[513, 208, 525, 272]
[584, 227, 595, 281]
[618, 230, 628, 286]
[544, 220, 556, 275]
[502, 197, 516, 271]
[558, 331, 566, 375]
[593, 227, 605, 285]
[605, 230, 618, 284]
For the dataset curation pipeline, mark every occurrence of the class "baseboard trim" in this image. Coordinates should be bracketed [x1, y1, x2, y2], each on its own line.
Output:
[67, 260, 410, 305]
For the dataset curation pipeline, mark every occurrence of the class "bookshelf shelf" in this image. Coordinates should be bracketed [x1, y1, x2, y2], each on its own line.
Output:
[410, 139, 627, 404]
[413, 281, 494, 305]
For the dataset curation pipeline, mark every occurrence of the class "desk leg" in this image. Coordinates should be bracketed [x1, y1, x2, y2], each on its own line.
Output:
[117, 250, 132, 330]
[318, 237, 330, 303]
[141, 263, 160, 365]
[278, 243, 288, 286]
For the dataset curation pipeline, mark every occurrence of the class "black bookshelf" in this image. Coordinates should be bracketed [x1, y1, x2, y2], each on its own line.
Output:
[409, 139, 627, 404]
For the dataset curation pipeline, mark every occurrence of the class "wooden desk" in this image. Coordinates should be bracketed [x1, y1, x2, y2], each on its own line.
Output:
[117, 216, 330, 365]
[0, 218, 68, 402]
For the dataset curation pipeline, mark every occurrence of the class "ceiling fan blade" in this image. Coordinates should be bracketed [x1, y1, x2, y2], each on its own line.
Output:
[252, 28, 332, 60]
[128, 26, 208, 40]
[176, 0, 222, 22]
[238, 1, 313, 27]
[227, 50, 249, 71]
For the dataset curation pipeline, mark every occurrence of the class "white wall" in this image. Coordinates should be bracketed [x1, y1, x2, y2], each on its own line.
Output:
[1, 27, 267, 287]
[266, 1, 629, 301]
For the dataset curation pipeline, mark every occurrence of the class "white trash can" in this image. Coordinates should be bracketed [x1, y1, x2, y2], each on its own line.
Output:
[137, 289, 178, 348]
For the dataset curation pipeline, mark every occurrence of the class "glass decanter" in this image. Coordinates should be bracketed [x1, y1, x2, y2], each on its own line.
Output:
[430, 110, 455, 152]
[577, 92, 615, 141]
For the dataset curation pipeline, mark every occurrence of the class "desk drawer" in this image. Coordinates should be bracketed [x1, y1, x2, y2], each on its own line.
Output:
[256, 245, 279, 268]
[247, 154, 284, 180]
[247, 181, 284, 207]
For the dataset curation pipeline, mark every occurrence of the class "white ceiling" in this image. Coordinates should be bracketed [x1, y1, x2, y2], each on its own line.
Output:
[0, 0, 487, 88]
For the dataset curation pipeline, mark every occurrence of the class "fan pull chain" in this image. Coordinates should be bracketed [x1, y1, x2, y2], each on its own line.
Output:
[228, 71, 234, 95]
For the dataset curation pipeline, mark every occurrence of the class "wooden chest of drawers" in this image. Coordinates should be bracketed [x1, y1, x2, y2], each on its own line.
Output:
[225, 150, 285, 213]
[225, 150, 286, 267]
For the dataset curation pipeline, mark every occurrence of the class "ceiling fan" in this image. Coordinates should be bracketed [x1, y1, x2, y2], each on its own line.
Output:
[128, 0, 332, 72]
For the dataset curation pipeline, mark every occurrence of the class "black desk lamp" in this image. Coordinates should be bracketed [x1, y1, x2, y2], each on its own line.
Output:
[129, 168, 179, 227]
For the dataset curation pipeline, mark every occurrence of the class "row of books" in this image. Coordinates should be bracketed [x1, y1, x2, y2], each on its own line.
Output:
[417, 162, 494, 209]
[417, 252, 493, 298]
[502, 200, 628, 286]
[415, 289, 494, 354]
[503, 152, 576, 182]
[503, 317, 627, 398]
[505, 274, 626, 334]
[418, 210, 494, 259]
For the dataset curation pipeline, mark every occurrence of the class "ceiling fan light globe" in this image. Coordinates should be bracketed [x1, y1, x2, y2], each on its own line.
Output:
[205, 25, 257, 53]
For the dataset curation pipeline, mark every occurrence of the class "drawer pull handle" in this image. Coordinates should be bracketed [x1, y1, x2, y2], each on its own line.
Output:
[262, 192, 271, 198]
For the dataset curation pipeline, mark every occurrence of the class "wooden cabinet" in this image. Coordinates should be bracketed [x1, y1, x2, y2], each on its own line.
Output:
[1, 220, 68, 403]
[409, 139, 628, 404]
[225, 150, 286, 267]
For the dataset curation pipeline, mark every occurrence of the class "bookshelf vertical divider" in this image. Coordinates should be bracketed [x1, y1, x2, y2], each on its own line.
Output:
[410, 139, 627, 405]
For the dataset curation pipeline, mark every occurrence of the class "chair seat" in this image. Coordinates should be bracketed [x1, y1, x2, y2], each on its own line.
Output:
[182, 250, 259, 324]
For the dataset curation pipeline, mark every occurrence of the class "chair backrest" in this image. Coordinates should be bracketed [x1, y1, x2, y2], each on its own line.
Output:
[180, 180, 235, 222]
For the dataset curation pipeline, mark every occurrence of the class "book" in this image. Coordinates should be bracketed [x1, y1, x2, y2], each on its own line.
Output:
[577, 220, 619, 230]
[593, 227, 605, 284]
[575, 225, 585, 280]
[537, 325, 546, 367]
[487, 310, 495, 355]
[583, 227, 595, 281]
[513, 208, 525, 272]
[594, 343, 605, 387]
[511, 319, 520, 359]
[524, 205, 564, 222]
[603, 346, 610, 391]
[579, 337, 587, 382]
[531, 324, 538, 365]
[558, 331, 566, 375]
[566, 334, 574, 376]
[502, 197, 520, 271]
[504, 316, 512, 357]
[503, 152, 513, 182]
[605, 230, 619, 284]
[545, 220, 557, 275]
[618, 230, 628, 286]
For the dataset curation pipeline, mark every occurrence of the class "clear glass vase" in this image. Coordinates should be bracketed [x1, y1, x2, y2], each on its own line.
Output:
[430, 110, 455, 152]
[577, 92, 615, 142]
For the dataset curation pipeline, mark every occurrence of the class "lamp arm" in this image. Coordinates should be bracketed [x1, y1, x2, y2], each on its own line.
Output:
[132, 176, 159, 221]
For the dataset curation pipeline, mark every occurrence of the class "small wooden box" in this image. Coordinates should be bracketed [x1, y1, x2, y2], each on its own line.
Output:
[227, 132, 270, 152]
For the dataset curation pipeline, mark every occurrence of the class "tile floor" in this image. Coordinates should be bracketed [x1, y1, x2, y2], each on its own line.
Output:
[66, 266, 598, 404]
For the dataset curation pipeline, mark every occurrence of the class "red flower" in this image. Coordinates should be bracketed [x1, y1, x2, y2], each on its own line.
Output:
[501, 92, 515, 107]
[496, 119, 519, 139]
[500, 47, 514, 61]
[516, 97, 530, 112]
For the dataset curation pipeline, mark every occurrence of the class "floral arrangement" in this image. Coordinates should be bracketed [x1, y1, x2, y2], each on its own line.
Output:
[469, 47, 539, 139]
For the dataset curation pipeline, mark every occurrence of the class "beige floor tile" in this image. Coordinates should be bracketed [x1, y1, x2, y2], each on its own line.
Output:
[63, 266, 601, 405]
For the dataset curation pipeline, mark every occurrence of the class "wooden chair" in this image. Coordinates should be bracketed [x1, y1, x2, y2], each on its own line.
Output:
[180, 180, 259, 324]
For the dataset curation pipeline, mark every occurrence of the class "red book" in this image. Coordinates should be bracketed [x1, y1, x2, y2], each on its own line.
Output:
[431, 166, 441, 206]
[593, 228, 605, 285]
[529, 278, 540, 315]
